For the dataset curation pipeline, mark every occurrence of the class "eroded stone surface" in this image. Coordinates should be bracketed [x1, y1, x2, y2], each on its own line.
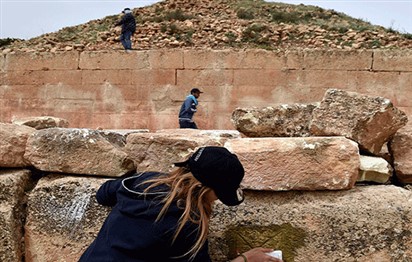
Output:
[24, 128, 135, 177]
[209, 185, 412, 261]
[390, 127, 412, 184]
[225, 137, 360, 191]
[0, 169, 33, 262]
[25, 175, 110, 262]
[12, 116, 69, 129]
[125, 129, 238, 173]
[0, 123, 35, 167]
[231, 103, 318, 137]
[310, 89, 408, 154]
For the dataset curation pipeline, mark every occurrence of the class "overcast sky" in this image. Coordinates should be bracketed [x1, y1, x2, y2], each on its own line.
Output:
[1, 0, 411, 40]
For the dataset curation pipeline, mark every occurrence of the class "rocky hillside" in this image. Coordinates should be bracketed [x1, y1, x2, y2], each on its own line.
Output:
[2, 0, 412, 53]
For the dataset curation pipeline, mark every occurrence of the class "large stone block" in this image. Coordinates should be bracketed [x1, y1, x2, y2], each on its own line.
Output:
[24, 128, 135, 177]
[147, 50, 184, 69]
[209, 185, 412, 261]
[79, 51, 148, 70]
[12, 116, 69, 129]
[390, 127, 412, 184]
[310, 89, 408, 154]
[0, 169, 33, 262]
[125, 129, 239, 173]
[233, 69, 285, 86]
[301, 50, 372, 70]
[225, 137, 360, 191]
[184, 49, 290, 69]
[346, 71, 402, 103]
[231, 104, 317, 137]
[0, 123, 35, 167]
[177, 69, 234, 86]
[5, 51, 79, 71]
[131, 69, 176, 85]
[373, 50, 412, 71]
[25, 175, 110, 262]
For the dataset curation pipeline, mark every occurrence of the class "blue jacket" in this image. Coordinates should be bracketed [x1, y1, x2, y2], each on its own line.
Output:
[79, 172, 211, 262]
[178, 95, 198, 122]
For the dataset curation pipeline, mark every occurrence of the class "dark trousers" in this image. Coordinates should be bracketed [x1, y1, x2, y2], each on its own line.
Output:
[120, 31, 133, 50]
[179, 120, 198, 129]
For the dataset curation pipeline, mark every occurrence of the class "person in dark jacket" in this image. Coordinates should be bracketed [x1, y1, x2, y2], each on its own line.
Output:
[178, 88, 203, 129]
[79, 146, 282, 262]
[115, 7, 136, 51]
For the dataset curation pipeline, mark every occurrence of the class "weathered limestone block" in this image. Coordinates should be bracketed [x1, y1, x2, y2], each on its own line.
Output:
[310, 89, 408, 154]
[25, 175, 110, 262]
[0, 123, 35, 167]
[0, 169, 33, 262]
[24, 128, 135, 177]
[79, 51, 148, 70]
[209, 185, 412, 262]
[12, 116, 69, 129]
[231, 104, 318, 137]
[5, 51, 79, 71]
[301, 49, 373, 70]
[125, 129, 239, 173]
[225, 137, 360, 191]
[373, 50, 412, 71]
[358, 155, 392, 184]
[390, 127, 412, 184]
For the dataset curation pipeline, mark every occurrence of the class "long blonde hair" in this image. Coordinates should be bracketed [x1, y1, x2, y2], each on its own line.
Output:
[143, 168, 214, 259]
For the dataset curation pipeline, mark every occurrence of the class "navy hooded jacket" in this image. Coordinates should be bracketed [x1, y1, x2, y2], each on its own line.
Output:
[79, 172, 211, 262]
[116, 13, 136, 33]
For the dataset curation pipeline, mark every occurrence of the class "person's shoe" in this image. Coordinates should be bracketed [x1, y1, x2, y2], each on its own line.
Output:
[125, 49, 132, 53]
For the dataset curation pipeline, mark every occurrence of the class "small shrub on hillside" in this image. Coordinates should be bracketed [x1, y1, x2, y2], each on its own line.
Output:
[271, 10, 301, 24]
[237, 8, 255, 20]
[146, 9, 193, 23]
[160, 23, 181, 35]
[225, 31, 238, 45]
[164, 9, 193, 21]
[242, 23, 270, 45]
[0, 38, 19, 47]
[403, 33, 412, 40]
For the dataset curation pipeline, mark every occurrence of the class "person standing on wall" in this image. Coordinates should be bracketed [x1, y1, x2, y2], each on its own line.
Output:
[178, 88, 203, 129]
[115, 7, 136, 52]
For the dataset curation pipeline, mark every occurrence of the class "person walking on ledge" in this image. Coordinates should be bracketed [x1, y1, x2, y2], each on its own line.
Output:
[79, 146, 282, 262]
[178, 88, 203, 129]
[115, 7, 136, 52]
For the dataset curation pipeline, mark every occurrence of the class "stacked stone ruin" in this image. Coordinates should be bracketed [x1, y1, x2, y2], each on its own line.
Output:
[1, 89, 412, 261]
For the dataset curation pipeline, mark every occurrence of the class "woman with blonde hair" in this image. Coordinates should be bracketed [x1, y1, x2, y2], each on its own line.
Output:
[79, 146, 282, 262]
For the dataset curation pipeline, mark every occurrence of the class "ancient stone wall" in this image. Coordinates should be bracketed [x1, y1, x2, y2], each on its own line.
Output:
[1, 49, 412, 130]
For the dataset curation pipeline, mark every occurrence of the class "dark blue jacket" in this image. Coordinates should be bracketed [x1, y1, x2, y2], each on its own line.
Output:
[79, 172, 211, 262]
[116, 13, 136, 33]
[178, 95, 198, 121]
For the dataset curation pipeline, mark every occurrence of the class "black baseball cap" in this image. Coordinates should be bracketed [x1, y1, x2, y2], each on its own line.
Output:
[175, 146, 245, 206]
[190, 88, 203, 94]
